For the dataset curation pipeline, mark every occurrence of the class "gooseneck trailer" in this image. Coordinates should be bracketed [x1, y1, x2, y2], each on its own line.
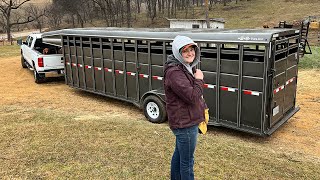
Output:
[42, 28, 300, 136]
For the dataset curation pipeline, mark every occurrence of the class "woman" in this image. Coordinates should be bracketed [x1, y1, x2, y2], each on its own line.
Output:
[164, 35, 206, 180]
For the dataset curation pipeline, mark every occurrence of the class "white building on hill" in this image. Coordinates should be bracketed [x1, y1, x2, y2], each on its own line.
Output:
[167, 18, 225, 29]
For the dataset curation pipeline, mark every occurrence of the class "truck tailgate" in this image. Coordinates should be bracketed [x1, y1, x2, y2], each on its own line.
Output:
[43, 55, 64, 69]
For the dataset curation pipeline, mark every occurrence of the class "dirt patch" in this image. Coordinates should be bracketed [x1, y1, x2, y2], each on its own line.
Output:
[1, 56, 319, 157]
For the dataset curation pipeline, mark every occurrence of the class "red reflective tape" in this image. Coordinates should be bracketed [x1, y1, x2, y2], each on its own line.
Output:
[221, 87, 228, 91]
[139, 74, 149, 78]
[243, 90, 251, 95]
[221, 86, 236, 92]
[286, 77, 296, 85]
[115, 70, 123, 74]
[78, 64, 82, 67]
[94, 67, 101, 70]
[127, 72, 136, 76]
[280, 85, 285, 90]
[104, 68, 112, 72]
[203, 84, 215, 89]
[243, 90, 260, 96]
[152, 76, 163, 80]
[72, 63, 76, 67]
[273, 85, 285, 94]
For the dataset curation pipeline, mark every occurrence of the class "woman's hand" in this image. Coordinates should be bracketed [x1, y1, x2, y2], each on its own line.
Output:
[194, 69, 203, 80]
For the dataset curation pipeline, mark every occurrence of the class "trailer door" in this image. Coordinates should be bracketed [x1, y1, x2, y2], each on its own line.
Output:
[270, 36, 299, 127]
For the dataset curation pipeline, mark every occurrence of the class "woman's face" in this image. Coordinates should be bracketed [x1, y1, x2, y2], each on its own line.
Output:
[181, 46, 195, 64]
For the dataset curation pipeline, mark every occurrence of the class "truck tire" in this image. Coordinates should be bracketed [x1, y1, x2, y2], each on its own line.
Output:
[33, 68, 45, 84]
[143, 95, 167, 123]
[21, 54, 27, 68]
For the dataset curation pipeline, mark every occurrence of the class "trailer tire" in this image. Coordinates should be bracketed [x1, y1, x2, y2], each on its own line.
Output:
[143, 95, 167, 123]
[21, 54, 27, 68]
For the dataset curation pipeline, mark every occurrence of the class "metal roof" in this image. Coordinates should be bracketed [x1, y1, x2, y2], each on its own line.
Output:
[166, 18, 225, 23]
[42, 27, 299, 45]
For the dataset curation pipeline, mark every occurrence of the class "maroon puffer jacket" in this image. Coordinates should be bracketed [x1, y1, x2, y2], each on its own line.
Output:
[164, 62, 206, 130]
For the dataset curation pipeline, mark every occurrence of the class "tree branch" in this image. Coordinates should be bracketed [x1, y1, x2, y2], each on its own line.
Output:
[10, 16, 35, 25]
[12, 0, 31, 9]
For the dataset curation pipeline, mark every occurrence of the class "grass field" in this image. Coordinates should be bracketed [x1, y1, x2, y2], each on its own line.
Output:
[0, 106, 319, 179]
[0, 45, 20, 58]
[0, 43, 320, 178]
[1, 0, 320, 175]
[299, 46, 320, 69]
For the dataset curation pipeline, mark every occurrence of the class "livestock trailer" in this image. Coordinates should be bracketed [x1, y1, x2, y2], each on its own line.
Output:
[42, 28, 300, 136]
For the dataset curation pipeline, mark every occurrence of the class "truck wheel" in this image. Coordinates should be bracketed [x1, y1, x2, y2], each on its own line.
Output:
[21, 54, 27, 68]
[33, 69, 45, 84]
[143, 95, 167, 123]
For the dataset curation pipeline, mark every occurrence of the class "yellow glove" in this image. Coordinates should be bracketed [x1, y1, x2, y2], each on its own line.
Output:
[199, 108, 209, 134]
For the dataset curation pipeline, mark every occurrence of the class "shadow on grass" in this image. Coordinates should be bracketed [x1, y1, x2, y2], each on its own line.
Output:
[72, 88, 142, 112]
[207, 125, 272, 143]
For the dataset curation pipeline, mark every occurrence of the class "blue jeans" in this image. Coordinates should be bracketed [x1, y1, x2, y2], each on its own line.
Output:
[171, 125, 198, 180]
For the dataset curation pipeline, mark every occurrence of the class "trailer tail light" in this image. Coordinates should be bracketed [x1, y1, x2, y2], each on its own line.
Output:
[38, 57, 44, 67]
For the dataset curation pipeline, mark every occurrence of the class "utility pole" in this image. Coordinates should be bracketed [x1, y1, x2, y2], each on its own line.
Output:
[205, 0, 210, 28]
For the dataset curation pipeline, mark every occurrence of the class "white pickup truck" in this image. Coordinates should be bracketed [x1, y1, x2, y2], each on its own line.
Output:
[20, 33, 64, 83]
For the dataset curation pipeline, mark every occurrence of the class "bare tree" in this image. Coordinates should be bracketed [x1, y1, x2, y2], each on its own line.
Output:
[205, 0, 209, 28]
[135, 0, 141, 13]
[25, 4, 45, 32]
[45, 3, 63, 29]
[146, 0, 157, 23]
[0, 0, 34, 42]
[125, 0, 131, 27]
[167, 0, 171, 17]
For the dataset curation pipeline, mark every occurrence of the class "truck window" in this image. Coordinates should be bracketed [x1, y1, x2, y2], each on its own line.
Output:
[25, 36, 30, 45]
[34, 39, 43, 52]
[28, 37, 34, 47]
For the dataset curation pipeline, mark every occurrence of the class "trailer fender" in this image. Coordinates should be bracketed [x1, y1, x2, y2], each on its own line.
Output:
[140, 89, 167, 123]
[140, 89, 165, 106]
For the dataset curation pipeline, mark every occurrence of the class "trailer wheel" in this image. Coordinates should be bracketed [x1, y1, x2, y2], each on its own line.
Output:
[143, 95, 167, 123]
[33, 68, 45, 84]
[21, 54, 27, 68]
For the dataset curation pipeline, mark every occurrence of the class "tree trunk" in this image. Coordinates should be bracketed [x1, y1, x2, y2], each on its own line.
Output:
[167, 0, 171, 18]
[205, 0, 210, 28]
[158, 0, 161, 13]
[136, 0, 141, 13]
[126, 0, 131, 27]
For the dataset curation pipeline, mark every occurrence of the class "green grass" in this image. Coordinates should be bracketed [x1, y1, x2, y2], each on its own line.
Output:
[0, 45, 21, 58]
[0, 105, 319, 179]
[299, 46, 320, 69]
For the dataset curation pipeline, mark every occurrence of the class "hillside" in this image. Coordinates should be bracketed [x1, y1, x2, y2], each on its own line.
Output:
[133, 0, 320, 29]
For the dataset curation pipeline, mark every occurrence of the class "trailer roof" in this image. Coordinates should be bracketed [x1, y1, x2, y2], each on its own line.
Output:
[42, 27, 299, 45]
